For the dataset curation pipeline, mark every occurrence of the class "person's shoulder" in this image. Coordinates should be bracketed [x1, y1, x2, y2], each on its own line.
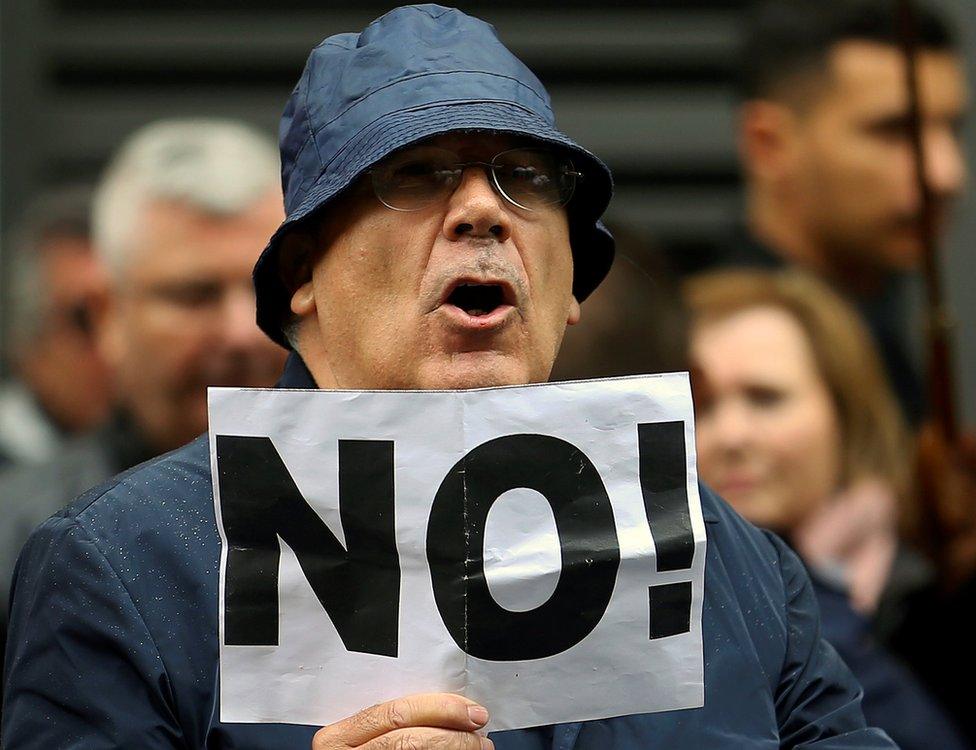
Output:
[698, 481, 805, 614]
[44, 433, 215, 556]
[15, 433, 220, 636]
[699, 481, 787, 564]
[63, 432, 209, 508]
[0, 432, 115, 586]
[4, 434, 224, 748]
[0, 429, 109, 502]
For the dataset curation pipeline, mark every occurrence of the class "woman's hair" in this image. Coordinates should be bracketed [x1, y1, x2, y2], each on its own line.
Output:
[684, 269, 911, 500]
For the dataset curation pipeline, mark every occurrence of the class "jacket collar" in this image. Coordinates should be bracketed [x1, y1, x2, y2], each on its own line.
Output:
[276, 351, 318, 389]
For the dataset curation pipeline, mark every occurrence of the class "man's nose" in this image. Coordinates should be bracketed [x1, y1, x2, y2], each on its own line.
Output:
[925, 126, 966, 200]
[442, 167, 512, 243]
[220, 285, 266, 352]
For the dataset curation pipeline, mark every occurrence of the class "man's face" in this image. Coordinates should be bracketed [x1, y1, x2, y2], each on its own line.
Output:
[788, 41, 967, 273]
[20, 236, 112, 432]
[290, 133, 580, 390]
[101, 189, 287, 452]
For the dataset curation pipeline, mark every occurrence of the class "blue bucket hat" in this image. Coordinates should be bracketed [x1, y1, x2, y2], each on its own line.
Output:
[254, 4, 615, 348]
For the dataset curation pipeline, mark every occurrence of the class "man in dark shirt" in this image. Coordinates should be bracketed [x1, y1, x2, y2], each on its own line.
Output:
[707, 2, 973, 740]
[727, 0, 967, 424]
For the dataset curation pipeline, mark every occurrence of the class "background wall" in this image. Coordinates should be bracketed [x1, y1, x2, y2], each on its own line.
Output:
[1, 0, 974, 422]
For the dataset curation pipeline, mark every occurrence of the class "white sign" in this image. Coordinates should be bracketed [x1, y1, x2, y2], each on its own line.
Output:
[209, 374, 706, 731]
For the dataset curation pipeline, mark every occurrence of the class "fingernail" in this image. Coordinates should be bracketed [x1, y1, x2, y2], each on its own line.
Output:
[481, 738, 495, 750]
[468, 705, 489, 726]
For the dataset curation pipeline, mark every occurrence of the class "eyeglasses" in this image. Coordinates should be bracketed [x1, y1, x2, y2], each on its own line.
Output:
[369, 145, 581, 212]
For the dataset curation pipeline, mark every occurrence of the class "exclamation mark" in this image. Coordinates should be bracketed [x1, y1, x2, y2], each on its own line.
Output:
[638, 421, 695, 639]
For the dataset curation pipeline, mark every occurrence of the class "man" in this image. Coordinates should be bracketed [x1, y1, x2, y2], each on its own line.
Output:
[0, 186, 112, 468]
[1, 117, 286, 490]
[91, 118, 288, 459]
[0, 119, 287, 686]
[726, 3, 974, 738]
[730, 0, 967, 424]
[2, 7, 894, 748]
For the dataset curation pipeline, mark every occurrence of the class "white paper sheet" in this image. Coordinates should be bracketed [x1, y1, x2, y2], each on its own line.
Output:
[209, 374, 706, 731]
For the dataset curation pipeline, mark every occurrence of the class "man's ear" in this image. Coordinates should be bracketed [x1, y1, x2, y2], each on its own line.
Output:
[279, 230, 318, 317]
[290, 281, 315, 317]
[738, 100, 800, 184]
[91, 283, 123, 369]
[567, 295, 581, 326]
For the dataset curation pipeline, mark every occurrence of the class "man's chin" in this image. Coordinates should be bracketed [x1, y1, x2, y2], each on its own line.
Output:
[417, 351, 543, 390]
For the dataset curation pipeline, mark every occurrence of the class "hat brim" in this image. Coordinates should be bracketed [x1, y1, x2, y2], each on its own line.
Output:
[254, 100, 614, 349]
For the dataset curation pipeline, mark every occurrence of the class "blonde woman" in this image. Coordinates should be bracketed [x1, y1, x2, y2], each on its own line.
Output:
[686, 269, 967, 750]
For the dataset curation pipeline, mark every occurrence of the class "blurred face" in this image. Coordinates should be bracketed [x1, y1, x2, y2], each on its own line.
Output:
[790, 42, 967, 273]
[101, 190, 287, 453]
[19, 236, 112, 431]
[291, 133, 580, 390]
[691, 306, 842, 533]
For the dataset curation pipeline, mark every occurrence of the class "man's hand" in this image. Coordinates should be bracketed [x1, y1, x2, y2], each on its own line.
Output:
[312, 693, 493, 749]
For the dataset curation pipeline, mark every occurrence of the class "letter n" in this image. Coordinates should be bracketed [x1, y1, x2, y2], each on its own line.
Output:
[215, 435, 399, 655]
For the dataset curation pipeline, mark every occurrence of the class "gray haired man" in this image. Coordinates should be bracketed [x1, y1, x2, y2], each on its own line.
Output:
[91, 118, 286, 456]
[0, 119, 286, 691]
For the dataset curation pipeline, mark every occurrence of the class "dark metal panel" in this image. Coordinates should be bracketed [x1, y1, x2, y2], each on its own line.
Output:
[43, 9, 740, 76]
[42, 84, 738, 176]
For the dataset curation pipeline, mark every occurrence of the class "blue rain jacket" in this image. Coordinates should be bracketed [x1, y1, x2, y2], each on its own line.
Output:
[2, 354, 895, 749]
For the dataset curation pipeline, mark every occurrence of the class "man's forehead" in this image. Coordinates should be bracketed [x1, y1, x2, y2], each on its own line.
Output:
[824, 40, 967, 114]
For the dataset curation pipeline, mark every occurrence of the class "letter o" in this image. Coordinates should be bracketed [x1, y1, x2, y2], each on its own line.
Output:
[427, 434, 620, 660]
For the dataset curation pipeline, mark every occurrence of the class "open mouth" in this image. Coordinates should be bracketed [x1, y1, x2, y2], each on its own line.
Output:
[446, 282, 508, 317]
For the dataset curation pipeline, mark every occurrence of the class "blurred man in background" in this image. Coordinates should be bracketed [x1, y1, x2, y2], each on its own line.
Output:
[90, 118, 287, 459]
[0, 186, 112, 467]
[0, 118, 287, 677]
[730, 0, 967, 425]
[718, 1, 975, 738]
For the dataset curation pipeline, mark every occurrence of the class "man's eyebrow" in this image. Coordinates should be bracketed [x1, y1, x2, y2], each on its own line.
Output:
[148, 278, 225, 300]
[863, 112, 914, 132]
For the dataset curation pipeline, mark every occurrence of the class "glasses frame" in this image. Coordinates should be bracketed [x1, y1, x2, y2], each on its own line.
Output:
[369, 146, 582, 212]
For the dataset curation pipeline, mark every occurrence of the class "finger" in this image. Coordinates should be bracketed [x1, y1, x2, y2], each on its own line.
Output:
[313, 693, 488, 748]
[362, 727, 494, 750]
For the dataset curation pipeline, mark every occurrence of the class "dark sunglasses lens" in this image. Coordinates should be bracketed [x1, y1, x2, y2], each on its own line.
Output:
[493, 149, 575, 208]
[372, 151, 460, 210]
